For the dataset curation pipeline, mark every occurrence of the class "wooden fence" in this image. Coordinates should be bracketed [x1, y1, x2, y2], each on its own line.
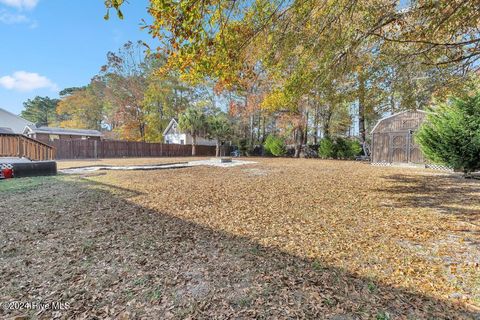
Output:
[49, 139, 218, 159]
[0, 134, 56, 161]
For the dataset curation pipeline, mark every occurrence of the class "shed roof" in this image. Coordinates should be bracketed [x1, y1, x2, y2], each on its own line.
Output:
[24, 125, 103, 137]
[370, 110, 428, 134]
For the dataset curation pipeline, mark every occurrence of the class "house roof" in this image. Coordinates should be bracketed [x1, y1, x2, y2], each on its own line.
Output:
[0, 127, 15, 134]
[0, 107, 34, 125]
[24, 125, 103, 137]
[370, 109, 428, 134]
[163, 118, 179, 136]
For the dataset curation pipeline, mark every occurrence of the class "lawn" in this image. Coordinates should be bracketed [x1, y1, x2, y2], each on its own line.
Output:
[1, 158, 479, 319]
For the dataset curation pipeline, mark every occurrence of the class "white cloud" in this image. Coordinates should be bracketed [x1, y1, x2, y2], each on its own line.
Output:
[0, 0, 39, 10]
[0, 71, 58, 92]
[0, 9, 27, 23]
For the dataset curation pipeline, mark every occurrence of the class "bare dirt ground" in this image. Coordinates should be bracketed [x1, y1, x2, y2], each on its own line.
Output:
[1, 158, 479, 319]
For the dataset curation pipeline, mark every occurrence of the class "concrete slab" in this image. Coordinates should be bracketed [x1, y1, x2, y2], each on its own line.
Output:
[210, 157, 232, 163]
[0, 157, 33, 163]
[59, 159, 257, 174]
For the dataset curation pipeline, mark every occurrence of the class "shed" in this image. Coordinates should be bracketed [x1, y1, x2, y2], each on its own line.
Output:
[371, 110, 427, 164]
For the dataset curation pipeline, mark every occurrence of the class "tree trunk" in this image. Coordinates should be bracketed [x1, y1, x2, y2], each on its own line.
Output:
[324, 109, 332, 139]
[140, 122, 146, 142]
[215, 141, 220, 157]
[294, 126, 304, 158]
[303, 110, 309, 145]
[250, 113, 255, 147]
[192, 135, 197, 156]
[257, 112, 261, 143]
[261, 115, 266, 143]
[314, 103, 319, 144]
[358, 71, 367, 143]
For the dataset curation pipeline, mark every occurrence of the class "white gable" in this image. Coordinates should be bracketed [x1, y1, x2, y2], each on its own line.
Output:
[163, 118, 180, 136]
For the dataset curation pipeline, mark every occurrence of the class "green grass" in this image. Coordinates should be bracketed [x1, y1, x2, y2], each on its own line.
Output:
[367, 281, 378, 293]
[376, 311, 391, 320]
[0, 176, 57, 194]
[311, 260, 325, 271]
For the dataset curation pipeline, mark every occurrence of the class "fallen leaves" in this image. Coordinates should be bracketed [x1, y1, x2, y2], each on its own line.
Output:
[0, 158, 479, 319]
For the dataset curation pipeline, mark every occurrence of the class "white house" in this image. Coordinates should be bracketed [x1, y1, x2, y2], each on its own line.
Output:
[163, 118, 217, 146]
[0, 107, 34, 134]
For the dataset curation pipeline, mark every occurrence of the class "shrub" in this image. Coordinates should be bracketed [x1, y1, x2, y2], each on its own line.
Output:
[416, 94, 480, 175]
[264, 135, 286, 156]
[344, 139, 363, 159]
[318, 137, 363, 159]
[318, 137, 335, 159]
[238, 138, 248, 156]
[335, 137, 351, 159]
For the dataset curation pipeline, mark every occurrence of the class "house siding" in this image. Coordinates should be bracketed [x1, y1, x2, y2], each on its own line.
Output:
[164, 132, 187, 145]
[0, 108, 33, 134]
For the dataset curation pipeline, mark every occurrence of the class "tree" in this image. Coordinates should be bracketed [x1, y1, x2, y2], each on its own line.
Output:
[59, 86, 85, 97]
[178, 107, 207, 156]
[416, 93, 480, 176]
[372, 0, 480, 74]
[99, 41, 150, 141]
[143, 70, 194, 142]
[56, 86, 104, 130]
[102, 1, 480, 155]
[207, 113, 232, 157]
[106, 0, 480, 83]
[21, 96, 60, 127]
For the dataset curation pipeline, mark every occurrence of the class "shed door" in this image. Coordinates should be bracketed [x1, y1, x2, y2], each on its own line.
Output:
[388, 131, 423, 163]
[389, 133, 409, 163]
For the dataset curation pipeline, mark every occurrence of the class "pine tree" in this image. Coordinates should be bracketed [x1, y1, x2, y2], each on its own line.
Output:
[416, 94, 480, 176]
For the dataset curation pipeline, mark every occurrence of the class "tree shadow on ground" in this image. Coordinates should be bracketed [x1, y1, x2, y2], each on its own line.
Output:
[0, 176, 479, 319]
[378, 174, 480, 224]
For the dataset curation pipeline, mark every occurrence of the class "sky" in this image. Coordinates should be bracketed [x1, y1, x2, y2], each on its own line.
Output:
[0, 0, 154, 115]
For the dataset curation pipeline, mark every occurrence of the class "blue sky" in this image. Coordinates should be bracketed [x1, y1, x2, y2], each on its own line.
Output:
[0, 0, 153, 115]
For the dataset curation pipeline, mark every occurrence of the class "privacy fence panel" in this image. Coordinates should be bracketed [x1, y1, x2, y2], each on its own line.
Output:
[49, 140, 217, 159]
[0, 134, 55, 161]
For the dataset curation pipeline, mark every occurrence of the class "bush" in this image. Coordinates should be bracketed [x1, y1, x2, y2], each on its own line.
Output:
[416, 94, 480, 175]
[318, 137, 335, 159]
[345, 139, 363, 159]
[318, 137, 363, 160]
[264, 135, 286, 156]
[335, 137, 351, 159]
[238, 138, 248, 156]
